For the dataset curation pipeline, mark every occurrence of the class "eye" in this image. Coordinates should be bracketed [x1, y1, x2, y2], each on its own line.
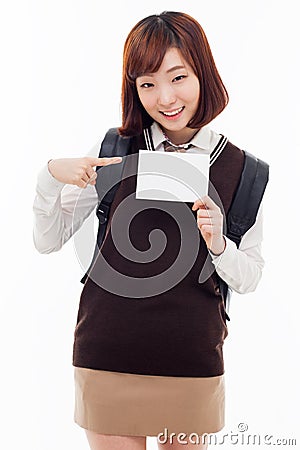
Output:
[139, 82, 154, 89]
[173, 75, 187, 82]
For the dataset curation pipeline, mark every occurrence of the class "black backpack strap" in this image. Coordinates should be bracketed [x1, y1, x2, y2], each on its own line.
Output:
[80, 128, 132, 284]
[226, 150, 269, 247]
[95, 128, 129, 159]
[95, 128, 131, 214]
[218, 150, 269, 319]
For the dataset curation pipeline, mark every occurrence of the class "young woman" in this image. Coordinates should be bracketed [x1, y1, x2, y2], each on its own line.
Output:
[33, 11, 266, 450]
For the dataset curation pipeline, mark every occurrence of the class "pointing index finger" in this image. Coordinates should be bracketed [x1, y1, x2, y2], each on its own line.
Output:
[88, 156, 123, 167]
[99, 157, 123, 166]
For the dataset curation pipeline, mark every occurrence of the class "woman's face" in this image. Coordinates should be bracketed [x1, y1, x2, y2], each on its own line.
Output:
[136, 47, 200, 144]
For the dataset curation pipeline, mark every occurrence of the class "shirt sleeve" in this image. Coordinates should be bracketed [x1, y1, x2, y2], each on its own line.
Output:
[32, 140, 101, 254]
[209, 202, 265, 294]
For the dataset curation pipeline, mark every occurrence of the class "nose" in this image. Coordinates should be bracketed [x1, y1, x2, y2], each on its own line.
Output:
[157, 85, 176, 107]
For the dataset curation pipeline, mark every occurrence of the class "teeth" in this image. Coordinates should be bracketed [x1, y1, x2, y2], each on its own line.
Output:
[162, 107, 183, 116]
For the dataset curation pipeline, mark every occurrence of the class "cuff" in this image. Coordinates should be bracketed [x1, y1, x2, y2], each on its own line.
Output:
[209, 235, 237, 268]
[36, 161, 66, 195]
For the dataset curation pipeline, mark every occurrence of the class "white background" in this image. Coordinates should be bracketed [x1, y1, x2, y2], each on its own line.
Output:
[1, 0, 300, 449]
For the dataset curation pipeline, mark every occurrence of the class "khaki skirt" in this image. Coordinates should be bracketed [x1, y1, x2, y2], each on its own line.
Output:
[73, 366, 225, 438]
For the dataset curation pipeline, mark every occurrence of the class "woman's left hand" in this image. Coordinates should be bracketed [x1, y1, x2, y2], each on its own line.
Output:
[192, 195, 226, 255]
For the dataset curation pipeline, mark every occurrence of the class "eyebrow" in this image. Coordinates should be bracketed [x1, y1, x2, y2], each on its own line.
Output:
[166, 65, 186, 73]
[139, 65, 186, 77]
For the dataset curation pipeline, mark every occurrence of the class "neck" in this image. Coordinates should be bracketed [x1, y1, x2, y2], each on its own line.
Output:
[160, 126, 200, 145]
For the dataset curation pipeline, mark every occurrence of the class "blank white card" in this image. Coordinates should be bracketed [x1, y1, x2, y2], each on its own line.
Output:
[136, 150, 210, 202]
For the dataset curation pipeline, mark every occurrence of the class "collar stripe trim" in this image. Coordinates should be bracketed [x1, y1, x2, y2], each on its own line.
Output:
[143, 128, 155, 151]
[210, 135, 228, 166]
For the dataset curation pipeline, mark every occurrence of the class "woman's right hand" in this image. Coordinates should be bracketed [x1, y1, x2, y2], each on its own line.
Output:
[47, 156, 123, 188]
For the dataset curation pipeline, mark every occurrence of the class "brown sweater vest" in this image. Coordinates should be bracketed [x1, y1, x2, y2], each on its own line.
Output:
[72, 134, 244, 377]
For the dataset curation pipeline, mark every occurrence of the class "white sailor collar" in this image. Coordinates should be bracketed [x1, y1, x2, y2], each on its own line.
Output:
[149, 121, 214, 152]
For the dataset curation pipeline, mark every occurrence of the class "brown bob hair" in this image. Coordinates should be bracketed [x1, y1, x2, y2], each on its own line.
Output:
[119, 11, 229, 137]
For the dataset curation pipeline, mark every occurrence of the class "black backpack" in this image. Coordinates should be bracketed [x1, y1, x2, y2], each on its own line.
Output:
[80, 128, 269, 320]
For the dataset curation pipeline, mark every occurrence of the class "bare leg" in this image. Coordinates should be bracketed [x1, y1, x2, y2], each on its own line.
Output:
[85, 429, 147, 450]
[157, 435, 208, 449]
[158, 444, 207, 450]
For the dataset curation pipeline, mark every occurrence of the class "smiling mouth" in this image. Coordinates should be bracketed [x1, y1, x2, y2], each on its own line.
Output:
[160, 106, 185, 117]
